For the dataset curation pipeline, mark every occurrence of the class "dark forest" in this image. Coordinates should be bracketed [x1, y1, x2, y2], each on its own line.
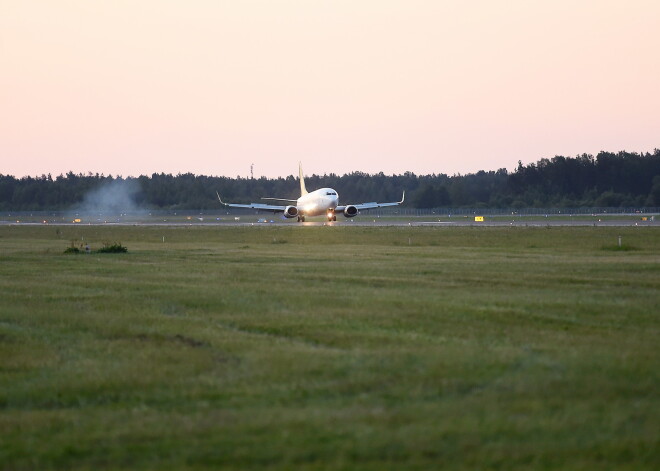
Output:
[2, 150, 659, 210]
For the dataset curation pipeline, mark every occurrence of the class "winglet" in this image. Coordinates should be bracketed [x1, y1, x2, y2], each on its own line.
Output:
[216, 191, 228, 206]
[399, 190, 405, 204]
[299, 162, 308, 196]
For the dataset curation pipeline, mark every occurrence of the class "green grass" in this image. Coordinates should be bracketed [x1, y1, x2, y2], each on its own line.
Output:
[1, 225, 659, 470]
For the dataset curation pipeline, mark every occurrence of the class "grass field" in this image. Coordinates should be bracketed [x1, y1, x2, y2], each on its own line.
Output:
[1, 225, 658, 470]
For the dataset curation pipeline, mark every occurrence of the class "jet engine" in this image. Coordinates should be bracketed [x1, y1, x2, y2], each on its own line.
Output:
[284, 205, 299, 218]
[343, 205, 358, 217]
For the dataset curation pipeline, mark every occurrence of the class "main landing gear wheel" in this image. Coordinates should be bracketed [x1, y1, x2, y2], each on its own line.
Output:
[297, 216, 306, 222]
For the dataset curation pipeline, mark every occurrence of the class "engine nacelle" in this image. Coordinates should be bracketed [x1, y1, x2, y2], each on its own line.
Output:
[284, 205, 299, 218]
[343, 205, 358, 218]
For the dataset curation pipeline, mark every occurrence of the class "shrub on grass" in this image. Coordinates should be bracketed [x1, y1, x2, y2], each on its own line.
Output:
[63, 241, 127, 254]
[64, 240, 82, 254]
[97, 242, 128, 253]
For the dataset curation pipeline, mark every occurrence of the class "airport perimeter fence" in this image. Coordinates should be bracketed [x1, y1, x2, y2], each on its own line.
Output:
[368, 207, 660, 217]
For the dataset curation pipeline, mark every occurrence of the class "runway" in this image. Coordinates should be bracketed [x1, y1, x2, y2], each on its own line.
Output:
[2, 216, 657, 228]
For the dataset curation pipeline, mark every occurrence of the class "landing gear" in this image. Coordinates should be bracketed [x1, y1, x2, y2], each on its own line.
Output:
[297, 215, 306, 222]
[327, 210, 337, 222]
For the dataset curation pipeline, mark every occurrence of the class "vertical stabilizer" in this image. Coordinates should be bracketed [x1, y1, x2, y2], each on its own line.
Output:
[299, 162, 308, 196]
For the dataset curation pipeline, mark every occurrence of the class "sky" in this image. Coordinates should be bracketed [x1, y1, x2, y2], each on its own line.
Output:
[1, 0, 659, 179]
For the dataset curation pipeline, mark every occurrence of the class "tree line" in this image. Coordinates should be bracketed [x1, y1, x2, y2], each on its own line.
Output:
[1, 150, 659, 211]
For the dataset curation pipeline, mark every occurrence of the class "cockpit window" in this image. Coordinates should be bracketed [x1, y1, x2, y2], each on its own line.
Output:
[326, 192, 337, 196]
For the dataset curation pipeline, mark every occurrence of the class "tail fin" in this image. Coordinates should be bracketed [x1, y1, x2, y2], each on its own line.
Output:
[299, 162, 308, 196]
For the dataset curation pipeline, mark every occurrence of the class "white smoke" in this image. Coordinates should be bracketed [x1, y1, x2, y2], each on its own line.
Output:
[76, 179, 143, 215]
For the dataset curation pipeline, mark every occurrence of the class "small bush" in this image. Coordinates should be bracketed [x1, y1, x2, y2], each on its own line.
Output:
[64, 240, 83, 254]
[97, 242, 128, 253]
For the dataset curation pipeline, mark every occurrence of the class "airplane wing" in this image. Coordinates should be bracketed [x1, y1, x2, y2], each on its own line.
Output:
[336, 191, 405, 212]
[217, 192, 287, 213]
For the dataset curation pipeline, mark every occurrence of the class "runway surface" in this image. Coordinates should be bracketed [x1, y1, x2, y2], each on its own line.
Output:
[2, 217, 658, 228]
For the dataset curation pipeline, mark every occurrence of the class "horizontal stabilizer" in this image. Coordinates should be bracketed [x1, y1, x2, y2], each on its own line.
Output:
[261, 197, 298, 202]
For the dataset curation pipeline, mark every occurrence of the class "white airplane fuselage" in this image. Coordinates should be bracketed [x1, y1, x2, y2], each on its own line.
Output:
[297, 188, 339, 217]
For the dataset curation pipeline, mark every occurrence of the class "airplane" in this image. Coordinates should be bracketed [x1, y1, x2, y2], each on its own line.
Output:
[217, 163, 405, 222]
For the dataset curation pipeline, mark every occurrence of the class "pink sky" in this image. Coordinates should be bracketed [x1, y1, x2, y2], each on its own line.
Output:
[1, 0, 658, 178]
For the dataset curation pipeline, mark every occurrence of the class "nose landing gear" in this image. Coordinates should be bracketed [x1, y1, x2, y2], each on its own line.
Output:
[327, 210, 337, 222]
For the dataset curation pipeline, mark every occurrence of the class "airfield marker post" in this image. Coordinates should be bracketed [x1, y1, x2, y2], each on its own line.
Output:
[618, 236, 622, 247]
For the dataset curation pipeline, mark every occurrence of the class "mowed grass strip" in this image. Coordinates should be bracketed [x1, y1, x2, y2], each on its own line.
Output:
[0, 225, 658, 470]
